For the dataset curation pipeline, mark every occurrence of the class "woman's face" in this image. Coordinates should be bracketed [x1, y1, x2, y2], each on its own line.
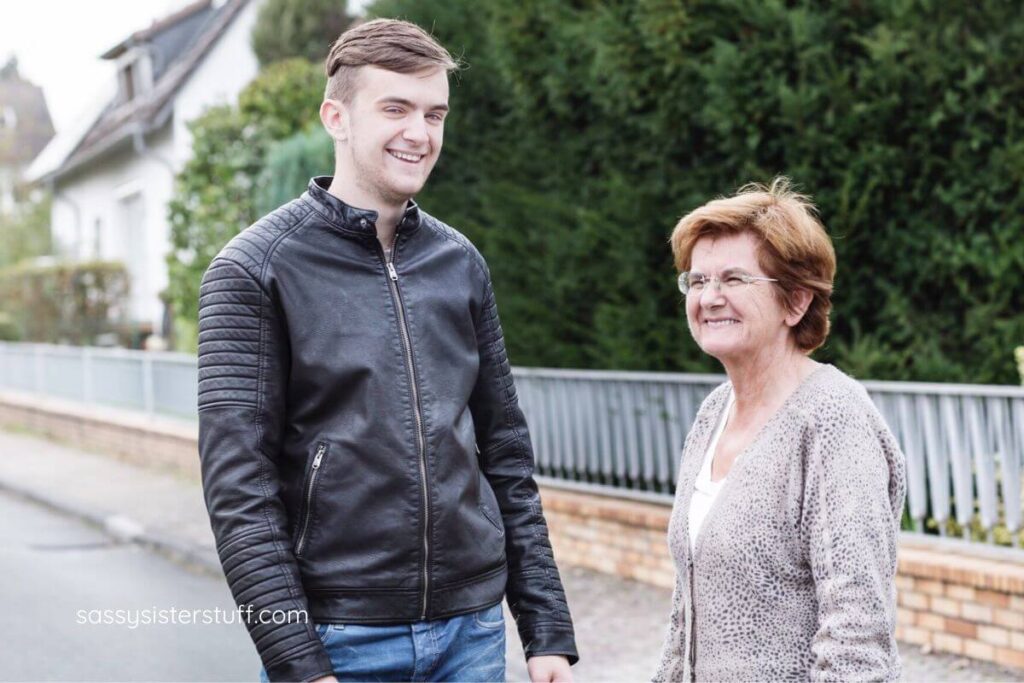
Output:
[685, 232, 794, 364]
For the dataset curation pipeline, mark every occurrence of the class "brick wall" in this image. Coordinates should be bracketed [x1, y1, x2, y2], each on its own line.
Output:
[538, 485, 1024, 672]
[896, 544, 1024, 668]
[0, 391, 199, 479]
[2, 390, 1023, 671]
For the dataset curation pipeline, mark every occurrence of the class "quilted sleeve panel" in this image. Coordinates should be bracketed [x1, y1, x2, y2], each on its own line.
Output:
[197, 256, 333, 682]
[469, 275, 579, 665]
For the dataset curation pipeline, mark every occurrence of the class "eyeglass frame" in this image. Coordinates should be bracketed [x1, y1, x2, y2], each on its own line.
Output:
[677, 269, 778, 295]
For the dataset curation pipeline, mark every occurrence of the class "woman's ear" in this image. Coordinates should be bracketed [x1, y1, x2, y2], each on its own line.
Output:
[785, 289, 813, 328]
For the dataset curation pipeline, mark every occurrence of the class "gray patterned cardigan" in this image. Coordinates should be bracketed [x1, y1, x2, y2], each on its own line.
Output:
[653, 364, 907, 682]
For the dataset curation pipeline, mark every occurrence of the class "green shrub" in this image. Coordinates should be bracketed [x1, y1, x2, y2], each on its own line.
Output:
[252, 0, 351, 67]
[365, 0, 1024, 383]
[255, 128, 334, 216]
[166, 59, 325, 341]
[0, 260, 129, 344]
[0, 311, 21, 341]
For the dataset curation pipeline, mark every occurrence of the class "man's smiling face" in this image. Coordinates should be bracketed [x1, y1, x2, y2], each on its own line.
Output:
[339, 65, 449, 206]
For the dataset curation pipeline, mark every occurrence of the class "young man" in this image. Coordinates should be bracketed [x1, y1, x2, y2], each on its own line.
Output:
[197, 19, 577, 683]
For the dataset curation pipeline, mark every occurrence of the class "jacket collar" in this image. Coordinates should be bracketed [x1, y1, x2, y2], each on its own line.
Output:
[303, 176, 422, 238]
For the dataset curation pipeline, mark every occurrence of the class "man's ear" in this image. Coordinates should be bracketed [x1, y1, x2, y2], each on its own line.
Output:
[785, 289, 813, 327]
[320, 98, 349, 143]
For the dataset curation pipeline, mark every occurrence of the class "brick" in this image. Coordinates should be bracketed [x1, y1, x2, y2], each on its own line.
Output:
[918, 579, 944, 596]
[1012, 630, 1024, 651]
[932, 632, 964, 655]
[931, 597, 960, 617]
[900, 626, 930, 646]
[978, 626, 1010, 647]
[962, 602, 994, 623]
[1011, 595, 1024, 613]
[899, 591, 929, 611]
[895, 575, 915, 591]
[964, 639, 996, 662]
[976, 589, 1011, 608]
[946, 585, 976, 602]
[944, 618, 977, 639]
[916, 612, 944, 631]
[896, 608, 917, 627]
[995, 647, 1024, 669]
[993, 608, 1024, 630]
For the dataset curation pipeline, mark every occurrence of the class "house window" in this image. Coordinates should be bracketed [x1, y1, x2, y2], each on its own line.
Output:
[117, 51, 153, 104]
[120, 63, 136, 103]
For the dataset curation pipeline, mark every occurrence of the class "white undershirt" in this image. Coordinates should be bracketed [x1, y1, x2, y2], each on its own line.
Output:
[688, 390, 735, 551]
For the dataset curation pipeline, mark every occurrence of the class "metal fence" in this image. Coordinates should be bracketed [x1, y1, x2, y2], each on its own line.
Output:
[1, 342, 1022, 550]
[0, 343, 198, 419]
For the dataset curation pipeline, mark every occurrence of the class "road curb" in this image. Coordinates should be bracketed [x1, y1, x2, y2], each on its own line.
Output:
[0, 477, 223, 577]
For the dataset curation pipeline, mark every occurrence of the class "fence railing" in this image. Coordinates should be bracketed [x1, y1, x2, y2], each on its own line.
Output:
[1, 342, 1022, 550]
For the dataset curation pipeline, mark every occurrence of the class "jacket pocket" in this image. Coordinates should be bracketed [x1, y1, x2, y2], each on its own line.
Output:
[295, 441, 329, 557]
[478, 473, 505, 536]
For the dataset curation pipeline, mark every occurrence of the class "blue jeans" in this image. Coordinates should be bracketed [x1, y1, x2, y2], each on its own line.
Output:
[258, 602, 506, 682]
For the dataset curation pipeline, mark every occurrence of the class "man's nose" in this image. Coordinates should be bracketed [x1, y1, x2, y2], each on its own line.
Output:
[403, 114, 429, 144]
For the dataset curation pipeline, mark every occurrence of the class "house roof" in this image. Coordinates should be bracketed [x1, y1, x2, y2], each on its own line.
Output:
[29, 0, 250, 184]
[0, 57, 55, 168]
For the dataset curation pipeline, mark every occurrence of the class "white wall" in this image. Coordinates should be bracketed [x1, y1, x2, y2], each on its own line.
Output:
[172, 0, 263, 166]
[50, 0, 266, 338]
[50, 127, 176, 333]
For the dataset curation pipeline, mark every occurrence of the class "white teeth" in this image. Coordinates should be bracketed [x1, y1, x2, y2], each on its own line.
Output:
[706, 319, 739, 327]
[389, 150, 423, 162]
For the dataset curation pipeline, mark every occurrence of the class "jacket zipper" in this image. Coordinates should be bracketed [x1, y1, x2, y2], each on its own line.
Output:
[383, 241, 431, 620]
[295, 442, 327, 557]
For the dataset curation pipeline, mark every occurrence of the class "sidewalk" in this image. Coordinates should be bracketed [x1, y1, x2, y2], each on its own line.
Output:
[1, 427, 1021, 682]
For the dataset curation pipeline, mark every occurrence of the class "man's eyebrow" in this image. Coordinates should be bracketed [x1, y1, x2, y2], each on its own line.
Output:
[377, 97, 449, 112]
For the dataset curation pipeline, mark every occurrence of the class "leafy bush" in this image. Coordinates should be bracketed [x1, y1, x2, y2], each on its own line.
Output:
[0, 194, 52, 269]
[166, 59, 325, 340]
[0, 312, 21, 341]
[0, 261, 129, 344]
[252, 0, 351, 67]
[366, 0, 1024, 383]
[255, 128, 334, 216]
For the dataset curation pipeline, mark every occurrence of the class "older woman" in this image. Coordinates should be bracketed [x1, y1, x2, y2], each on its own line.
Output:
[653, 178, 907, 682]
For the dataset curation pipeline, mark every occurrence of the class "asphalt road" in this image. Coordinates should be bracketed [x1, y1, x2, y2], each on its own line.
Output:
[0, 492, 259, 681]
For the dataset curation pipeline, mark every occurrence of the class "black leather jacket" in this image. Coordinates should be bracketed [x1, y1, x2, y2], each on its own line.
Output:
[197, 177, 577, 681]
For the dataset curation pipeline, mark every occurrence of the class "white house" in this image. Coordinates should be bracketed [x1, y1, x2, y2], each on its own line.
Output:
[26, 0, 265, 339]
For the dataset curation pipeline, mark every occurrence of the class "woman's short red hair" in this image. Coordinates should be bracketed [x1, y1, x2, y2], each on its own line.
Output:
[670, 177, 837, 353]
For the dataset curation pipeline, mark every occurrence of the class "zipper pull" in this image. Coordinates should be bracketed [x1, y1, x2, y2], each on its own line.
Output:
[387, 262, 398, 281]
[312, 444, 326, 468]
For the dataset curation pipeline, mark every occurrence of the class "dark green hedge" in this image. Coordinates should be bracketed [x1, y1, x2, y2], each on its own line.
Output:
[364, 0, 1024, 383]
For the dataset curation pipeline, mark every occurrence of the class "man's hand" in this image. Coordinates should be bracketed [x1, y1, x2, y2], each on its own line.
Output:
[527, 655, 573, 683]
[309, 676, 337, 683]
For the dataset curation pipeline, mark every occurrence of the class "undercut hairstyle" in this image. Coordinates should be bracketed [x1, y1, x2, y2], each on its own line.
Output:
[324, 18, 460, 103]
[670, 177, 837, 353]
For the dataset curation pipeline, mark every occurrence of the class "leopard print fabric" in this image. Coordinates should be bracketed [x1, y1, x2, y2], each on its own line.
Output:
[653, 364, 906, 682]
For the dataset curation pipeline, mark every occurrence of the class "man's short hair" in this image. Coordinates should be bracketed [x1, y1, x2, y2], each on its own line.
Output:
[325, 18, 460, 103]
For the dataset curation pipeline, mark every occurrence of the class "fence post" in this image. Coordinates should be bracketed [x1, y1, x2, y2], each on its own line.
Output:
[141, 353, 155, 416]
[82, 347, 93, 403]
[33, 344, 44, 395]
